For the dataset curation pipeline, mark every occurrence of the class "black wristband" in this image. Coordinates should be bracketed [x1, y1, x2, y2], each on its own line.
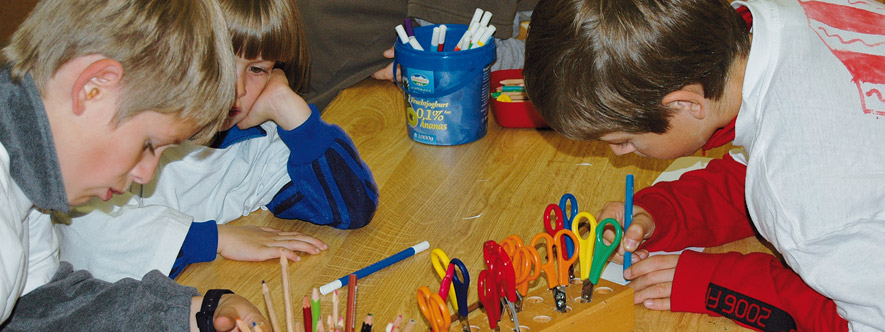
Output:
[196, 289, 234, 332]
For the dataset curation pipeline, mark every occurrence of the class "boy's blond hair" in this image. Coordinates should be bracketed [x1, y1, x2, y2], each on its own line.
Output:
[3, 0, 236, 144]
[220, 0, 311, 95]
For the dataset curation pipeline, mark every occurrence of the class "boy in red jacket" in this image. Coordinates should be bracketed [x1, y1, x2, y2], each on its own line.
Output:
[524, 0, 885, 330]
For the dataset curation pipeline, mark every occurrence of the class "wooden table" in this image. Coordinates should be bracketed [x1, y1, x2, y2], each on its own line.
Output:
[177, 78, 771, 332]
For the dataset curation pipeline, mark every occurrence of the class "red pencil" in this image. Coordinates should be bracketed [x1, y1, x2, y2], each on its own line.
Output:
[303, 296, 313, 332]
[344, 274, 358, 332]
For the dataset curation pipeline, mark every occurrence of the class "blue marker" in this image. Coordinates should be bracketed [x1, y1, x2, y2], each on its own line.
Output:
[623, 175, 635, 272]
[319, 241, 430, 295]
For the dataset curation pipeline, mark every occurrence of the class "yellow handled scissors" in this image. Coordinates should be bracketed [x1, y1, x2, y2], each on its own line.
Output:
[418, 286, 451, 332]
[571, 212, 599, 283]
[430, 248, 459, 311]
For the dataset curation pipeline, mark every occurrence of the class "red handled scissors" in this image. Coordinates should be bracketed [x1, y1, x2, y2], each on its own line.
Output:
[482, 241, 521, 331]
[499, 235, 541, 311]
[477, 269, 501, 331]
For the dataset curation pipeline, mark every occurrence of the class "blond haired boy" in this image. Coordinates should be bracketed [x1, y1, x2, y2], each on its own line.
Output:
[0, 0, 269, 330]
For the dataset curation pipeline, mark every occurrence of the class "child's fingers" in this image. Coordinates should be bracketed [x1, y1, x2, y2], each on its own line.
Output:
[642, 297, 672, 311]
[274, 239, 325, 255]
[275, 234, 328, 251]
[279, 248, 302, 262]
[597, 201, 626, 222]
[633, 280, 674, 306]
[382, 46, 395, 58]
[623, 254, 678, 280]
[626, 263, 676, 292]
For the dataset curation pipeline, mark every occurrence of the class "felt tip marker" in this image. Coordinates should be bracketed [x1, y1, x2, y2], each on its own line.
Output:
[437, 25, 447, 51]
[479, 10, 493, 28]
[319, 241, 430, 295]
[455, 21, 479, 51]
[470, 8, 484, 27]
[469, 26, 487, 49]
[476, 25, 496, 48]
[403, 18, 415, 36]
[430, 27, 440, 52]
[395, 25, 409, 44]
[624, 174, 635, 271]
[408, 36, 424, 51]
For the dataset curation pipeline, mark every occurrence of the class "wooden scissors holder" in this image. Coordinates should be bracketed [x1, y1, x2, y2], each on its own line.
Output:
[455, 278, 634, 332]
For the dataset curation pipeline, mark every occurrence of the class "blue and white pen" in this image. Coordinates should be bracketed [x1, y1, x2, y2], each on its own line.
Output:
[623, 174, 635, 272]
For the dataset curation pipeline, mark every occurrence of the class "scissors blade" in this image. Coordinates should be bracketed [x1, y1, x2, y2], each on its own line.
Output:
[553, 286, 568, 313]
[581, 279, 594, 303]
[458, 316, 470, 332]
[506, 300, 521, 332]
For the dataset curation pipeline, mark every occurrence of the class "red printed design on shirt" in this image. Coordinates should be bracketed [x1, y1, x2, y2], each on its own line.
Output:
[799, 0, 885, 115]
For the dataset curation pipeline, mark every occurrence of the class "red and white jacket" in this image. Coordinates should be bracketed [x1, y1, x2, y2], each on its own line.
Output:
[634, 0, 885, 331]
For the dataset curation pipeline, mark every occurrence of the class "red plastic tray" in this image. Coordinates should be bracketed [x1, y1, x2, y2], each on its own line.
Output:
[490, 69, 548, 128]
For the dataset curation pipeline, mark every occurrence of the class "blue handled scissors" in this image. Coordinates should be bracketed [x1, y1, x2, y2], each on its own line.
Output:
[448, 258, 471, 332]
[559, 193, 579, 261]
[572, 216, 623, 302]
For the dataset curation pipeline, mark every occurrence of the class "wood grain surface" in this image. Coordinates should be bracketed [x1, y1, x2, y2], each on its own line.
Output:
[177, 78, 771, 332]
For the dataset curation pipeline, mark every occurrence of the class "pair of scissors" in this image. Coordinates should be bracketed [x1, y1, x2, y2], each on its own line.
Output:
[418, 286, 452, 332]
[448, 259, 471, 332]
[430, 249, 460, 312]
[499, 235, 542, 311]
[544, 203, 579, 282]
[530, 229, 579, 312]
[482, 241, 521, 331]
[571, 213, 623, 302]
[477, 269, 502, 331]
[559, 193, 579, 266]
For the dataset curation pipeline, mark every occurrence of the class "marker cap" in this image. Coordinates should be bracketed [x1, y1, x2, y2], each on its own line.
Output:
[395, 25, 409, 44]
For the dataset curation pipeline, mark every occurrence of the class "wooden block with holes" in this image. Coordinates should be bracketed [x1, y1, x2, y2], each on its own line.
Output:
[456, 278, 633, 332]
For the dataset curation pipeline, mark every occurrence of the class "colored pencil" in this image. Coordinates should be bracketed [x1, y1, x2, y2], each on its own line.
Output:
[345, 274, 358, 332]
[262, 281, 282, 332]
[303, 296, 313, 332]
[281, 255, 296, 332]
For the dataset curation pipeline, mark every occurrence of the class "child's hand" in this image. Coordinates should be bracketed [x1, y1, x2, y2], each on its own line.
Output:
[213, 293, 271, 331]
[597, 201, 655, 264]
[623, 254, 680, 311]
[217, 224, 328, 262]
[370, 46, 400, 82]
[238, 69, 311, 131]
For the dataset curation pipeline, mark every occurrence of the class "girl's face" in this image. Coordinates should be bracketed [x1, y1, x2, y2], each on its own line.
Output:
[222, 56, 276, 130]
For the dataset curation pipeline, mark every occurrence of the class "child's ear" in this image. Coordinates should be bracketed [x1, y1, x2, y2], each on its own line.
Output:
[662, 83, 706, 120]
[71, 59, 123, 115]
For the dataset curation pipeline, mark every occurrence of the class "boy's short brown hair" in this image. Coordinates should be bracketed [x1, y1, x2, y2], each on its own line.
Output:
[3, 0, 236, 144]
[221, 0, 311, 94]
[524, 0, 750, 140]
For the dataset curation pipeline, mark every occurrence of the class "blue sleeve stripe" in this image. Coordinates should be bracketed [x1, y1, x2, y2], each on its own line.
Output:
[335, 138, 361, 163]
[313, 160, 344, 228]
[270, 189, 304, 216]
[327, 150, 377, 229]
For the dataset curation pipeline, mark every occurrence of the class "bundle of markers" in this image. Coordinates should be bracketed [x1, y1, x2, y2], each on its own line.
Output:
[394, 8, 497, 52]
